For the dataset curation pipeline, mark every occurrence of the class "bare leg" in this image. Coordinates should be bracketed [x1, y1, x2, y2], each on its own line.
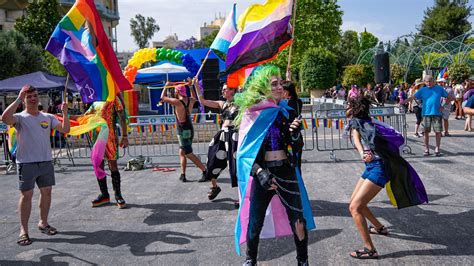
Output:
[443, 119, 449, 135]
[186, 153, 206, 172]
[424, 130, 430, 152]
[350, 179, 383, 230]
[349, 180, 383, 252]
[179, 149, 187, 175]
[415, 123, 420, 134]
[435, 132, 442, 152]
[211, 178, 218, 188]
[19, 189, 33, 236]
[38, 186, 52, 228]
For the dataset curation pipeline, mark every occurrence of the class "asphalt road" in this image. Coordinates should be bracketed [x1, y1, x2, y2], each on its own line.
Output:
[0, 114, 473, 265]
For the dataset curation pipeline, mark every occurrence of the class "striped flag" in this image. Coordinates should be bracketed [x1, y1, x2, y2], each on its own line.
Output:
[210, 4, 238, 53]
[225, 0, 294, 88]
[302, 119, 308, 129]
[45, 0, 131, 103]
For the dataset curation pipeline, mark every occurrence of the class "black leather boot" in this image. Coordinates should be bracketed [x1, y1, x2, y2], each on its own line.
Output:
[111, 171, 126, 209]
[92, 178, 110, 207]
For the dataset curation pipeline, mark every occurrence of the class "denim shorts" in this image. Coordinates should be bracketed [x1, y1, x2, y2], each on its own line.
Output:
[361, 159, 389, 188]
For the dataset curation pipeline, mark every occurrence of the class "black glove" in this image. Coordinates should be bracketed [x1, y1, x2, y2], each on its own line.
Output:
[256, 168, 274, 190]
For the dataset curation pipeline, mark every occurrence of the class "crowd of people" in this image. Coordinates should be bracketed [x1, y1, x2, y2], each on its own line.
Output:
[2, 66, 473, 264]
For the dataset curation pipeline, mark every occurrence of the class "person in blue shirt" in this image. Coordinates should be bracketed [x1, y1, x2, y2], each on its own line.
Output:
[407, 75, 448, 156]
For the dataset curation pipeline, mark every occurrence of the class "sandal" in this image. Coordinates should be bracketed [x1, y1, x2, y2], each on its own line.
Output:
[17, 234, 32, 246]
[207, 186, 221, 200]
[38, 225, 58, 235]
[435, 150, 442, 157]
[369, 225, 388, 235]
[350, 247, 379, 259]
[423, 151, 430, 156]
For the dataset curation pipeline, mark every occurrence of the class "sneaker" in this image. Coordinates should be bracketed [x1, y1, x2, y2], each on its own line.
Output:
[413, 133, 421, 138]
[179, 174, 187, 183]
[92, 194, 110, 207]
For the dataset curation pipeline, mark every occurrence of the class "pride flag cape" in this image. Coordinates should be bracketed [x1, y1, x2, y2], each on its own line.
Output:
[350, 118, 429, 209]
[68, 102, 109, 179]
[235, 99, 315, 255]
[210, 3, 237, 53]
[226, 0, 293, 88]
[45, 0, 131, 104]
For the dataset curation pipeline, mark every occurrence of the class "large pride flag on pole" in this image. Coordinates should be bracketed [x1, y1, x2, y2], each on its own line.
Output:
[210, 3, 238, 54]
[45, 0, 132, 104]
[225, 0, 293, 88]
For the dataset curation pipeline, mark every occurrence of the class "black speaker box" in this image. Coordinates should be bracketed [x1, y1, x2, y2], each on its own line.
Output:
[201, 58, 220, 80]
[374, 53, 390, 84]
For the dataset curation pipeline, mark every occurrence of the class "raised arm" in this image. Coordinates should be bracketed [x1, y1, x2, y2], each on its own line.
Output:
[191, 78, 223, 109]
[161, 82, 180, 106]
[2, 87, 27, 125]
[55, 103, 70, 134]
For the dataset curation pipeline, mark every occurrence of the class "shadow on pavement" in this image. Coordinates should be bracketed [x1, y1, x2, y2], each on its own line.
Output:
[259, 229, 342, 261]
[34, 230, 201, 256]
[128, 200, 236, 226]
[310, 195, 474, 258]
[0, 248, 97, 265]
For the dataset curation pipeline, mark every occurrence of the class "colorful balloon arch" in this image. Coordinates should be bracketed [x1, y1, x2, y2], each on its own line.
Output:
[123, 48, 201, 84]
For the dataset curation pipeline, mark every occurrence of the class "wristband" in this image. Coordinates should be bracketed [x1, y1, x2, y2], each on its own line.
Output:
[15, 98, 22, 104]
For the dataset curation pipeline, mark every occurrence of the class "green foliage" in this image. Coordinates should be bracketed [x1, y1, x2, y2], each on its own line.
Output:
[43, 52, 67, 76]
[298, 90, 310, 98]
[0, 30, 44, 80]
[14, 0, 62, 47]
[342, 64, 374, 87]
[390, 64, 407, 84]
[289, 0, 342, 71]
[419, 0, 472, 41]
[300, 48, 336, 91]
[449, 63, 471, 81]
[360, 30, 379, 51]
[422, 52, 449, 67]
[336, 30, 360, 77]
[199, 30, 225, 60]
[130, 14, 160, 49]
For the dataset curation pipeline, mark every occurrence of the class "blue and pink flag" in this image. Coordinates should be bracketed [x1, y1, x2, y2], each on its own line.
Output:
[210, 3, 237, 54]
[225, 0, 294, 88]
[45, 0, 132, 104]
[437, 67, 448, 80]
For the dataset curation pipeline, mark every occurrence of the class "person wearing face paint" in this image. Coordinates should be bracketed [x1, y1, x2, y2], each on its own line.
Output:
[191, 80, 239, 203]
[2, 85, 70, 246]
[161, 81, 206, 182]
[234, 65, 315, 266]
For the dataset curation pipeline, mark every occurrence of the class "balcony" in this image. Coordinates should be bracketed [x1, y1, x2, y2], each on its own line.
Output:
[102, 8, 120, 20]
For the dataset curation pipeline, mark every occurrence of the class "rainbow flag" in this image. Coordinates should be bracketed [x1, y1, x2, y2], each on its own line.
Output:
[225, 0, 294, 88]
[123, 90, 138, 118]
[302, 119, 308, 129]
[45, 0, 131, 104]
[314, 118, 319, 128]
[210, 4, 237, 53]
[8, 128, 17, 157]
[437, 67, 448, 80]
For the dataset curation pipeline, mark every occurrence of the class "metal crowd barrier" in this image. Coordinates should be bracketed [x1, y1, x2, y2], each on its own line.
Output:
[126, 114, 221, 159]
[314, 106, 410, 161]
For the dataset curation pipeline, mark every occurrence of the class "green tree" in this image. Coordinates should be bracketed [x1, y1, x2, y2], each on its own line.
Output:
[335, 30, 360, 77]
[300, 48, 337, 91]
[200, 30, 219, 48]
[15, 0, 62, 47]
[390, 64, 407, 84]
[130, 14, 160, 49]
[342, 64, 374, 87]
[0, 30, 44, 80]
[360, 29, 379, 51]
[419, 0, 472, 40]
[279, 0, 342, 74]
[449, 63, 471, 81]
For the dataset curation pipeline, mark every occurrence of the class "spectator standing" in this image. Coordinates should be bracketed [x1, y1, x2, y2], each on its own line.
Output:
[437, 78, 455, 136]
[1, 85, 70, 246]
[408, 75, 448, 156]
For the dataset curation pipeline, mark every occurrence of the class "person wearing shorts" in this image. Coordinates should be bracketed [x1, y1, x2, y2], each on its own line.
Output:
[1, 85, 70, 246]
[408, 75, 448, 156]
[161, 81, 206, 182]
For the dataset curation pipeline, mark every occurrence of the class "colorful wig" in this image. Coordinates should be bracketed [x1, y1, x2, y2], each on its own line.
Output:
[234, 65, 281, 126]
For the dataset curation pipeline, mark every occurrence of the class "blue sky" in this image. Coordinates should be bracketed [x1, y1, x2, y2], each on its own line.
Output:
[116, 0, 473, 52]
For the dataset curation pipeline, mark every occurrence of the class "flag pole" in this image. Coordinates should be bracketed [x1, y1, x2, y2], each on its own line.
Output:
[63, 74, 70, 104]
[286, 0, 298, 81]
[192, 48, 212, 113]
